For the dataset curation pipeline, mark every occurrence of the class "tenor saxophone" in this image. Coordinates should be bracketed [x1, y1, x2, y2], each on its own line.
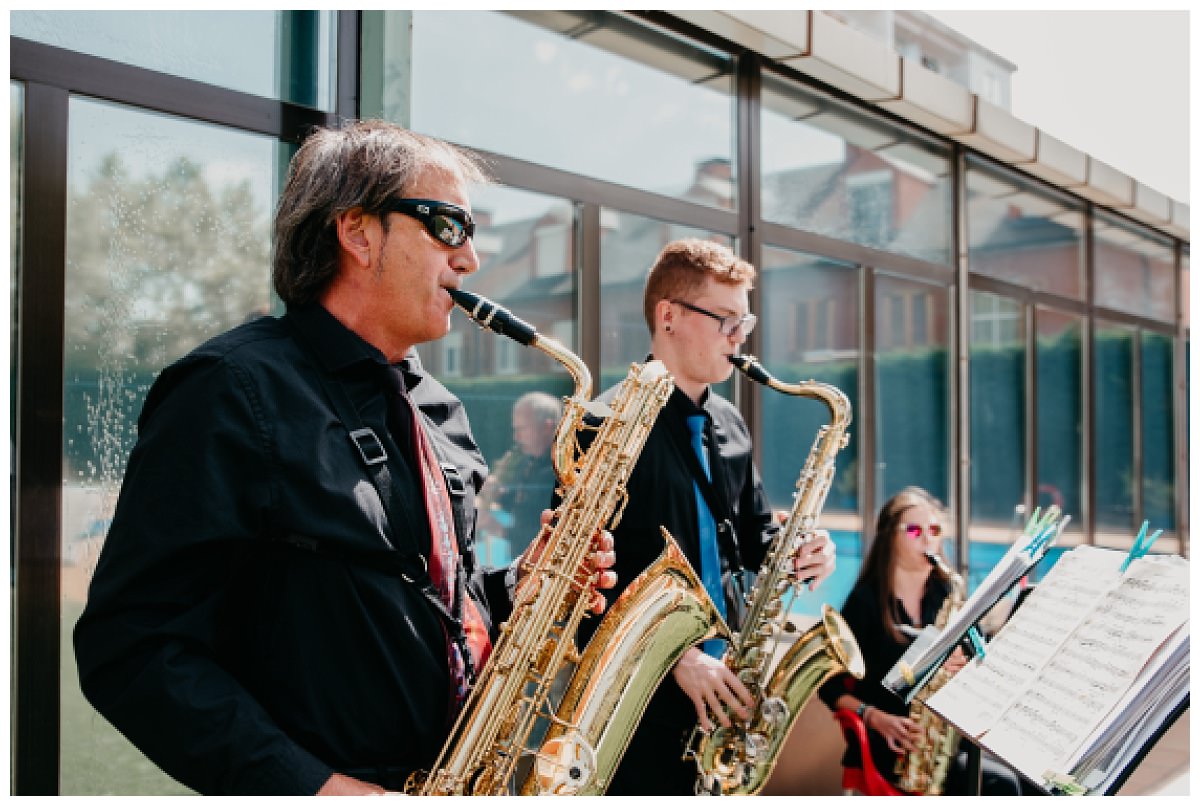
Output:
[414, 290, 723, 795]
[688, 354, 865, 795]
[894, 551, 965, 795]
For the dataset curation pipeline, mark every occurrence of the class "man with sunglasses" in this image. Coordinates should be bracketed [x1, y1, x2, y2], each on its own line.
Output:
[74, 120, 615, 795]
[575, 238, 837, 795]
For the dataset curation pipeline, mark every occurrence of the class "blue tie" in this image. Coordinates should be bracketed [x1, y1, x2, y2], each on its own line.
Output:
[686, 414, 727, 657]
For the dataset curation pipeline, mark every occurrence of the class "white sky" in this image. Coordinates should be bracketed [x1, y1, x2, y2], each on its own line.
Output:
[926, 8, 1191, 204]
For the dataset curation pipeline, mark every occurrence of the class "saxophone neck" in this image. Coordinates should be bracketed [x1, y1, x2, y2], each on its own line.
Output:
[728, 353, 851, 430]
[450, 288, 592, 482]
[924, 551, 965, 603]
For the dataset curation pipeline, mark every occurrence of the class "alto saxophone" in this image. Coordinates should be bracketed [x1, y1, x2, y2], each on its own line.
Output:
[894, 551, 965, 795]
[688, 354, 865, 795]
[414, 290, 719, 795]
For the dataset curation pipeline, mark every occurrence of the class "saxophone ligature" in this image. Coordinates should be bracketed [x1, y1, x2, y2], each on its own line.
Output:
[894, 551, 965, 795]
[413, 289, 719, 795]
[687, 353, 865, 795]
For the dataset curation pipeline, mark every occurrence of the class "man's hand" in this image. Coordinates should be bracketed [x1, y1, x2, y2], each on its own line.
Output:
[671, 647, 755, 733]
[515, 509, 616, 615]
[316, 772, 387, 795]
[791, 529, 836, 592]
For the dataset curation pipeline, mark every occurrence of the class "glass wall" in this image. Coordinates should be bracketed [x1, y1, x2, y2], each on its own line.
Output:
[1093, 320, 1136, 547]
[420, 184, 581, 564]
[966, 160, 1085, 299]
[1094, 213, 1176, 322]
[11, 82, 22, 458]
[873, 273, 951, 508]
[1035, 308, 1084, 539]
[1140, 330, 1175, 538]
[969, 291, 1026, 531]
[61, 98, 281, 795]
[11, 11, 337, 110]
[759, 246, 860, 608]
[761, 71, 952, 266]
[368, 10, 737, 209]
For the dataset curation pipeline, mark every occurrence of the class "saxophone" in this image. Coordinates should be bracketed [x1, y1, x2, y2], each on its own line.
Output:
[688, 353, 865, 795]
[414, 289, 726, 795]
[894, 551, 965, 795]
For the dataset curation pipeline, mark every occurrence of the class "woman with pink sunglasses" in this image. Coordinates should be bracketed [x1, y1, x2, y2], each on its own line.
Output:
[818, 486, 1021, 795]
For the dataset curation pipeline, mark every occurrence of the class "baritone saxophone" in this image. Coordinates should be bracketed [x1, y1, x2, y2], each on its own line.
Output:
[688, 354, 865, 795]
[894, 551, 965, 795]
[415, 289, 726, 795]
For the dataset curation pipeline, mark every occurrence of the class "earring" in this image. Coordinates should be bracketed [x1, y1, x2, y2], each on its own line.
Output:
[664, 325, 672, 333]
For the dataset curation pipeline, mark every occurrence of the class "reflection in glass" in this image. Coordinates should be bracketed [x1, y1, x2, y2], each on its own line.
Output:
[419, 185, 579, 564]
[1094, 214, 1176, 322]
[374, 10, 736, 208]
[966, 160, 1084, 298]
[1035, 308, 1084, 536]
[62, 98, 279, 795]
[599, 209, 733, 383]
[761, 72, 951, 266]
[759, 246, 861, 615]
[1093, 321, 1135, 544]
[12, 11, 336, 110]
[969, 292, 1025, 530]
[1140, 331, 1175, 537]
[874, 274, 950, 508]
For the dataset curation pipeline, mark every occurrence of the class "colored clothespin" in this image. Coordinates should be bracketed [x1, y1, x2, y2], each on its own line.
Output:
[1043, 770, 1087, 796]
[1119, 520, 1163, 572]
[966, 626, 986, 661]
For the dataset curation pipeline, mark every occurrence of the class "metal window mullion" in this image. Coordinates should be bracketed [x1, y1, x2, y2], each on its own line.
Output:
[336, 10, 361, 119]
[1084, 204, 1096, 545]
[14, 80, 69, 796]
[737, 50, 762, 441]
[1026, 302, 1037, 523]
[1131, 329, 1143, 535]
[579, 202, 601, 381]
[1174, 242, 1189, 557]
[862, 265, 877, 544]
[952, 146, 969, 575]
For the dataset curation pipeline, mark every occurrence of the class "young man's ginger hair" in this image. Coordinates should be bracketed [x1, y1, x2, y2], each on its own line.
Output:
[642, 238, 756, 335]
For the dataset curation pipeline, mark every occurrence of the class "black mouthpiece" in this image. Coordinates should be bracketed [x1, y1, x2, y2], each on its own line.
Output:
[448, 288, 537, 346]
[728, 353, 772, 386]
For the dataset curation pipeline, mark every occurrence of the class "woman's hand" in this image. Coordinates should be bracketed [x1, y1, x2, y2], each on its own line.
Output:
[866, 708, 921, 754]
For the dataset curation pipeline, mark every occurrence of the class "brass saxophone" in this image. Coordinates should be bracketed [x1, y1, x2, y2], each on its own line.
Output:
[894, 551, 965, 795]
[688, 353, 865, 795]
[416, 289, 725, 795]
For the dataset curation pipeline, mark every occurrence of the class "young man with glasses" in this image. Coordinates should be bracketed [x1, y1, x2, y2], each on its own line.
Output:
[73, 120, 615, 795]
[576, 238, 837, 795]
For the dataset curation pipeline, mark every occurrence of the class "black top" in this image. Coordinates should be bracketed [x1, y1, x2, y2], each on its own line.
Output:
[73, 303, 510, 795]
[818, 572, 951, 782]
[487, 447, 558, 555]
[576, 381, 778, 795]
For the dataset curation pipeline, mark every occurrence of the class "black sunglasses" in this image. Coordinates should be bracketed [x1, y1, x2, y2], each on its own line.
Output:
[381, 198, 475, 248]
[671, 299, 757, 337]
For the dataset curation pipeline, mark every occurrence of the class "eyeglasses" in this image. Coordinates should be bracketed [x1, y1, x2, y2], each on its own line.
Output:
[381, 198, 475, 248]
[903, 523, 943, 539]
[671, 299, 757, 337]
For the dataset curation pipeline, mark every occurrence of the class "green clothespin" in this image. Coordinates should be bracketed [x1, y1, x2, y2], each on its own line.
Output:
[1043, 770, 1087, 796]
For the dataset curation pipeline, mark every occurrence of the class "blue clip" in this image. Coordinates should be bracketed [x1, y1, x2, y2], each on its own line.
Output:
[1120, 521, 1164, 572]
[966, 626, 986, 661]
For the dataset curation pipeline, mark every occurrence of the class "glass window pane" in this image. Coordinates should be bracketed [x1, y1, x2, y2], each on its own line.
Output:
[374, 10, 736, 210]
[1036, 308, 1084, 540]
[62, 98, 281, 795]
[599, 210, 733, 379]
[874, 274, 951, 508]
[759, 246, 861, 613]
[11, 82, 23, 427]
[1140, 331, 1175, 539]
[761, 72, 951, 266]
[969, 291, 1025, 534]
[418, 185, 579, 563]
[12, 11, 336, 110]
[1093, 320, 1135, 545]
[966, 160, 1084, 299]
[1094, 214, 1176, 322]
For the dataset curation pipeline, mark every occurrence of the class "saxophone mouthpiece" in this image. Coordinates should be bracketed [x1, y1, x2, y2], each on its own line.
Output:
[449, 288, 537, 346]
[728, 353, 772, 386]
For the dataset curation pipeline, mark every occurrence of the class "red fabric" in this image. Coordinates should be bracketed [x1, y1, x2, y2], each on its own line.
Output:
[832, 708, 905, 796]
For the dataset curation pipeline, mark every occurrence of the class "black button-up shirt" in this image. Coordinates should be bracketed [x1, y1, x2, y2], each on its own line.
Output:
[74, 303, 509, 795]
[575, 379, 779, 794]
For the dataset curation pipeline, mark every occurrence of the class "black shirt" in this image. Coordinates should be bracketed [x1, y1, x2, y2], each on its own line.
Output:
[818, 572, 950, 782]
[73, 303, 510, 795]
[577, 382, 779, 795]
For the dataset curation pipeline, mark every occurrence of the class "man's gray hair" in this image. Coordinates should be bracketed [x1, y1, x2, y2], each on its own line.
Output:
[272, 119, 490, 306]
[515, 391, 562, 424]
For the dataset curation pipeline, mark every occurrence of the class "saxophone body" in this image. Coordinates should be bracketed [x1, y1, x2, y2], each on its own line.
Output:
[894, 551, 965, 795]
[416, 290, 724, 795]
[689, 354, 865, 795]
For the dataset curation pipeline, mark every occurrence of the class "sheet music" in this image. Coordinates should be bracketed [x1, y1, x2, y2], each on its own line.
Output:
[979, 554, 1190, 783]
[927, 546, 1124, 735]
